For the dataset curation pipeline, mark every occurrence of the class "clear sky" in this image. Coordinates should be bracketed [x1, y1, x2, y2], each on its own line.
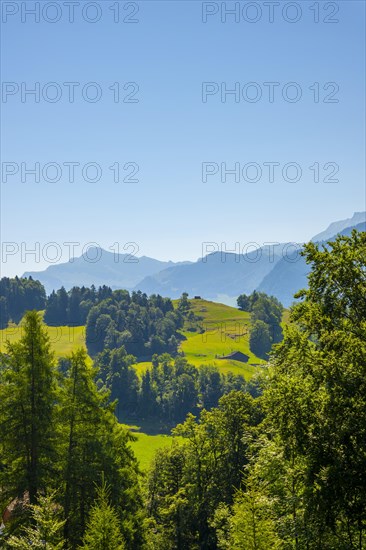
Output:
[1, 0, 365, 276]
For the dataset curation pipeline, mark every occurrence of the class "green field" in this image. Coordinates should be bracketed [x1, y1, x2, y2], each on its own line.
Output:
[125, 300, 265, 466]
[177, 299, 264, 377]
[134, 299, 265, 379]
[127, 429, 177, 471]
[0, 321, 89, 361]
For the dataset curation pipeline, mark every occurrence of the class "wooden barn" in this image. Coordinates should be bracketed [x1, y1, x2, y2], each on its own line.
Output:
[218, 351, 249, 363]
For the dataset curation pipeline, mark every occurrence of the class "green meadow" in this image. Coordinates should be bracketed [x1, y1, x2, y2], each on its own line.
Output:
[0, 321, 88, 360]
[177, 298, 264, 377]
[134, 299, 265, 379]
[125, 427, 177, 471]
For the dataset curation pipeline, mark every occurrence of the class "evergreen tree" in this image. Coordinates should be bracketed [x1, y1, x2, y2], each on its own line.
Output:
[59, 349, 143, 548]
[0, 295, 9, 328]
[80, 477, 125, 550]
[98, 347, 139, 417]
[0, 311, 58, 507]
[68, 287, 82, 325]
[7, 492, 65, 550]
[44, 290, 59, 326]
[57, 287, 69, 325]
[44, 288, 68, 326]
[0, 277, 46, 326]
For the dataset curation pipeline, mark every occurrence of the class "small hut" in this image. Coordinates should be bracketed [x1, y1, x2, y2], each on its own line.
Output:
[218, 351, 249, 363]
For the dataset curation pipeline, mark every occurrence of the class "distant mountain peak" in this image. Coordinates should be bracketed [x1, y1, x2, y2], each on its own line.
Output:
[312, 212, 366, 242]
[22, 251, 186, 295]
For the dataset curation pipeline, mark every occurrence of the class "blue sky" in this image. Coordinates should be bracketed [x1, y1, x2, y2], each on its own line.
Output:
[1, 0, 365, 276]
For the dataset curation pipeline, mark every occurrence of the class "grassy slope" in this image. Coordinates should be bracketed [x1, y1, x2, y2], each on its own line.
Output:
[134, 299, 265, 379]
[132, 433, 174, 470]
[0, 321, 88, 359]
[177, 299, 264, 377]
[126, 429, 177, 471]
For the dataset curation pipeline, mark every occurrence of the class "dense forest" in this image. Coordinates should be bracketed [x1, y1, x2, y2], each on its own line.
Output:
[0, 277, 46, 328]
[0, 279, 285, 362]
[0, 230, 365, 549]
[93, 350, 256, 425]
[85, 291, 182, 357]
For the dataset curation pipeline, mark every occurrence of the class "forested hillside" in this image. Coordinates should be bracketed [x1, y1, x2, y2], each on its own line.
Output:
[0, 230, 365, 548]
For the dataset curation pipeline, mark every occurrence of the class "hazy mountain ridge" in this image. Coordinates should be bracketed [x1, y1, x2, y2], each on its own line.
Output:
[21, 214, 365, 305]
[133, 244, 287, 299]
[258, 221, 366, 306]
[23, 248, 191, 295]
[311, 212, 366, 242]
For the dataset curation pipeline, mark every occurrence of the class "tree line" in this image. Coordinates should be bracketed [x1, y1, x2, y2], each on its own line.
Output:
[0, 276, 46, 328]
[93, 349, 256, 426]
[1, 277, 285, 366]
[44, 285, 113, 326]
[237, 291, 284, 359]
[0, 283, 186, 361]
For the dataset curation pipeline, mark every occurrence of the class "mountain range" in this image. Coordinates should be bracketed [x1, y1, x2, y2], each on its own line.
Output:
[23, 253, 191, 295]
[23, 212, 366, 307]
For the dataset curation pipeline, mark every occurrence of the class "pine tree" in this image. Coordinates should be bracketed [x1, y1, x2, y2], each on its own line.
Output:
[0, 311, 58, 506]
[57, 287, 69, 325]
[80, 477, 125, 550]
[60, 349, 143, 548]
[44, 290, 59, 326]
[61, 349, 109, 545]
[7, 492, 65, 550]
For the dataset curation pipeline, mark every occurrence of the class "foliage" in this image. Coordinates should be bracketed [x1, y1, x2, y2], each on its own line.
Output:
[0, 311, 58, 506]
[146, 391, 261, 548]
[2, 231, 366, 550]
[7, 492, 65, 550]
[177, 292, 191, 314]
[237, 291, 284, 359]
[59, 349, 143, 548]
[146, 231, 366, 549]
[0, 277, 46, 328]
[0, 313, 144, 549]
[249, 230, 366, 548]
[249, 320, 272, 359]
[93, 350, 249, 426]
[80, 477, 125, 550]
[85, 290, 182, 358]
[214, 479, 282, 550]
[44, 285, 112, 327]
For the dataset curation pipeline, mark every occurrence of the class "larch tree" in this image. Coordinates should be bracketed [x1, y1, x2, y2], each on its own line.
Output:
[0, 311, 59, 509]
